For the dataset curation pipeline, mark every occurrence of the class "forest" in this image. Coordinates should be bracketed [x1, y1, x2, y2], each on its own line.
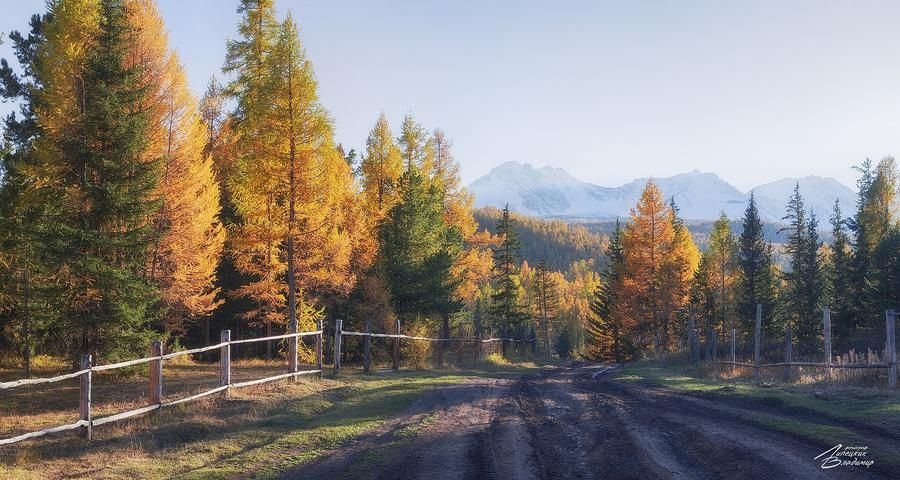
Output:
[0, 0, 898, 377]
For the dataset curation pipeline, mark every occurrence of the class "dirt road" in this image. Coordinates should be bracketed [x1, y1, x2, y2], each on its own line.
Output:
[282, 365, 895, 479]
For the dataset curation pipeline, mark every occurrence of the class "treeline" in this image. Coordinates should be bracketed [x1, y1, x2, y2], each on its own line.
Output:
[473, 207, 607, 271]
[587, 158, 900, 362]
[0, 0, 512, 372]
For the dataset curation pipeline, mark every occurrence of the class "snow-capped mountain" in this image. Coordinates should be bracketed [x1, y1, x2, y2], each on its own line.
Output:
[469, 162, 856, 222]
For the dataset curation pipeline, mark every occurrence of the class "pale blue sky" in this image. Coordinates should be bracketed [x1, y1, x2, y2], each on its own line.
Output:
[3, 0, 900, 190]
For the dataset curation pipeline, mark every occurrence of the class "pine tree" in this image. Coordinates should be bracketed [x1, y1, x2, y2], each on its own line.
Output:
[490, 204, 530, 341]
[587, 220, 635, 362]
[532, 258, 560, 356]
[737, 192, 777, 336]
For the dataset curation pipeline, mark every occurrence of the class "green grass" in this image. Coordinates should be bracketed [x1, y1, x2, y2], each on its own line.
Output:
[0, 362, 545, 480]
[616, 359, 900, 469]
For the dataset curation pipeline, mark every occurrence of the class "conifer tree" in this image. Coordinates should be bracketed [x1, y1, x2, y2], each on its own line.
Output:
[737, 192, 777, 335]
[379, 167, 462, 322]
[398, 113, 433, 172]
[780, 184, 824, 353]
[360, 112, 403, 218]
[622, 181, 674, 349]
[705, 213, 739, 337]
[490, 204, 530, 340]
[587, 220, 634, 362]
[658, 199, 700, 349]
[532, 258, 560, 356]
[827, 200, 855, 347]
[40, 0, 162, 360]
[128, 0, 225, 335]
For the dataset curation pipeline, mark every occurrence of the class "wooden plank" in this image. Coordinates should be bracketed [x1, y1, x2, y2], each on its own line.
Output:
[364, 318, 372, 374]
[79, 354, 91, 441]
[220, 330, 231, 396]
[884, 310, 897, 388]
[0, 368, 90, 389]
[0, 420, 88, 446]
[393, 319, 400, 370]
[333, 319, 342, 375]
[149, 341, 162, 406]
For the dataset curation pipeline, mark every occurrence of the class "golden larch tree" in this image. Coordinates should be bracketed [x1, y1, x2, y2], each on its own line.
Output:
[127, 0, 225, 335]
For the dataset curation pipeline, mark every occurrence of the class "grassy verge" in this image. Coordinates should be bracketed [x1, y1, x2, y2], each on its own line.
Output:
[0, 361, 544, 479]
[617, 359, 900, 468]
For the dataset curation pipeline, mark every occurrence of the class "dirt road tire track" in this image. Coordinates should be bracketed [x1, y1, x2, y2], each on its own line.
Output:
[281, 366, 890, 479]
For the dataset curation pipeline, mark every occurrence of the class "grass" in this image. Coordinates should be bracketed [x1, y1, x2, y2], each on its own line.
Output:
[617, 359, 900, 469]
[0, 359, 545, 479]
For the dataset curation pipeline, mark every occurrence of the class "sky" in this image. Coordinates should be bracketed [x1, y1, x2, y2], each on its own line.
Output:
[3, 0, 900, 190]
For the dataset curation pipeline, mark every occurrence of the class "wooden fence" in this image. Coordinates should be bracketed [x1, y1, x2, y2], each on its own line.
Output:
[0, 318, 535, 447]
[335, 319, 536, 374]
[0, 324, 324, 446]
[702, 307, 898, 387]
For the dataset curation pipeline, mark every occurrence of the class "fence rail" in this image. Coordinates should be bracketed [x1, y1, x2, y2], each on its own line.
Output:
[333, 319, 536, 374]
[702, 308, 898, 386]
[1, 318, 535, 448]
[0, 324, 325, 447]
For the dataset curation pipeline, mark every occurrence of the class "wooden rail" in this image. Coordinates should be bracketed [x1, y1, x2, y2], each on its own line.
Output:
[335, 319, 535, 375]
[0, 328, 323, 447]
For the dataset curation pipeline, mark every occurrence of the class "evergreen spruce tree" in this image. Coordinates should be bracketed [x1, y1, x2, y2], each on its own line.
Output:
[827, 200, 856, 348]
[587, 220, 635, 362]
[779, 184, 824, 354]
[490, 204, 530, 342]
[379, 167, 462, 323]
[737, 192, 777, 335]
[44, 0, 162, 360]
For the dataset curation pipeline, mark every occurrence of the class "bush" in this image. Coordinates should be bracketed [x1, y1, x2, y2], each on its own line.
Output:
[401, 322, 432, 369]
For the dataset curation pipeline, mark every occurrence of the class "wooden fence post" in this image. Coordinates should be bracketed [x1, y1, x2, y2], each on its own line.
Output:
[457, 325, 464, 367]
[78, 354, 91, 440]
[150, 341, 162, 406]
[393, 319, 400, 370]
[316, 318, 323, 380]
[887, 310, 896, 389]
[754, 304, 761, 383]
[784, 323, 792, 381]
[730, 327, 736, 374]
[220, 330, 231, 396]
[474, 335, 480, 366]
[688, 315, 698, 364]
[823, 308, 832, 382]
[364, 318, 372, 374]
[288, 318, 298, 379]
[333, 319, 342, 375]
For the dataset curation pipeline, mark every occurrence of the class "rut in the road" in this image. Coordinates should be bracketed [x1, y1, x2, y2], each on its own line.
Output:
[282, 366, 891, 480]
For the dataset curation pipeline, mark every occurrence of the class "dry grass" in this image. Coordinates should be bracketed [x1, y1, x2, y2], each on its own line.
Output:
[0, 358, 545, 479]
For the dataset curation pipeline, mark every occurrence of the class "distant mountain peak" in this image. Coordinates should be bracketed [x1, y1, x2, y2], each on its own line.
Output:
[469, 162, 856, 222]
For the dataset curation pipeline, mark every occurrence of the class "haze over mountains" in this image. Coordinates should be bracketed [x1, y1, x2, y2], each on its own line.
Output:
[469, 162, 856, 223]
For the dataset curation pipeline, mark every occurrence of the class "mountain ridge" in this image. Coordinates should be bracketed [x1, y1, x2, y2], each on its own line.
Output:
[469, 161, 855, 222]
